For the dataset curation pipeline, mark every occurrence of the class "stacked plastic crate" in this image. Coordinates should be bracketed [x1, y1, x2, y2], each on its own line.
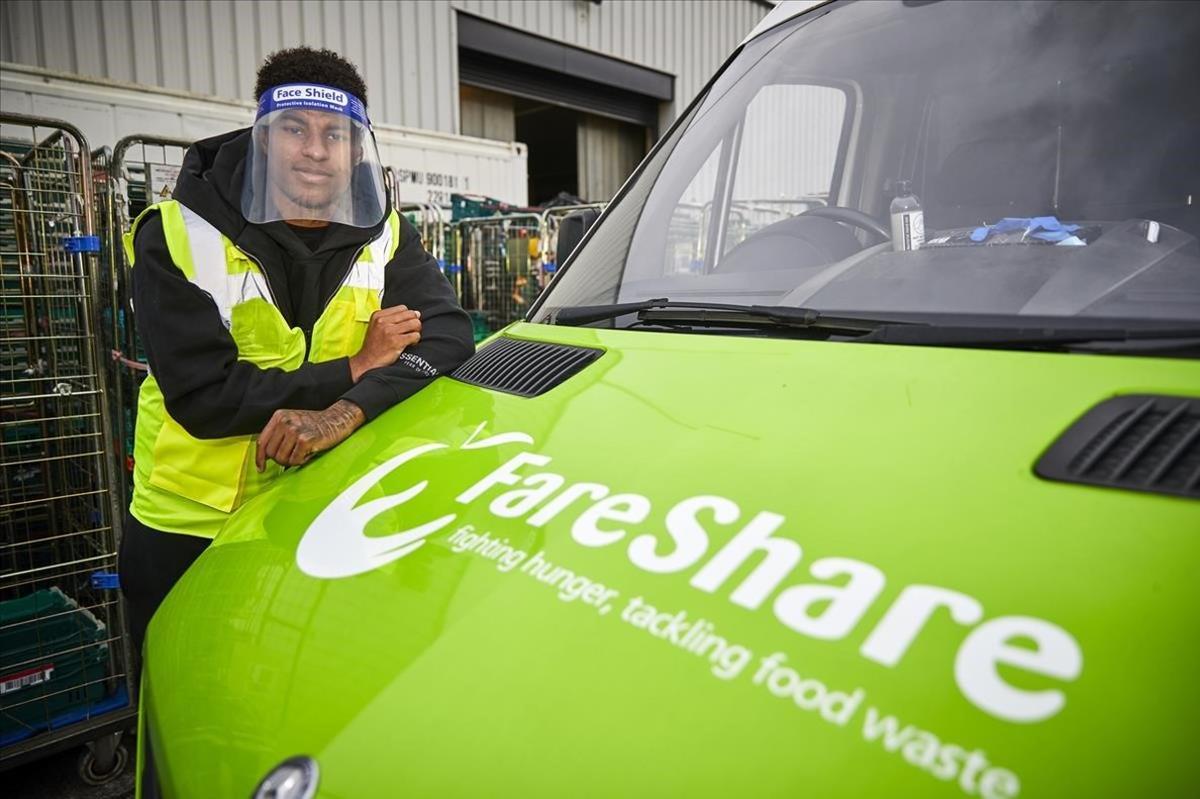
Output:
[95, 136, 190, 506]
[0, 115, 132, 782]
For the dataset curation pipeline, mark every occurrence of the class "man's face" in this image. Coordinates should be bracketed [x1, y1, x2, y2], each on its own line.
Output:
[262, 109, 360, 217]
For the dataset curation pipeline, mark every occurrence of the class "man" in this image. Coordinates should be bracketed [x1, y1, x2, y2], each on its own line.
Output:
[117, 47, 475, 653]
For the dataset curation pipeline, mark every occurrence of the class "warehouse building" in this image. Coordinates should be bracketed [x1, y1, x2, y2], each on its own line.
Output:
[1, 0, 776, 205]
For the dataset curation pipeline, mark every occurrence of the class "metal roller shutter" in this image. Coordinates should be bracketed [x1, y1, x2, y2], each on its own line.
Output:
[457, 14, 671, 130]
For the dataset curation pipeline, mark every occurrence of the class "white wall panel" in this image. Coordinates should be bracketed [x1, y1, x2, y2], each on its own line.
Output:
[230, 1, 257, 100]
[209, 1, 237, 100]
[39, 0, 75, 74]
[129, 0, 158, 86]
[157, 0, 188, 91]
[184, 0, 213, 97]
[71, 1, 104, 76]
[1, 0, 768, 136]
[102, 2, 135, 83]
[1, 64, 527, 205]
[5, 3, 40, 66]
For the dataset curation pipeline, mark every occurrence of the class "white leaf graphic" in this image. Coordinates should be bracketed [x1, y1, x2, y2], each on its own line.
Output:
[297, 442, 455, 579]
[297, 424, 538, 579]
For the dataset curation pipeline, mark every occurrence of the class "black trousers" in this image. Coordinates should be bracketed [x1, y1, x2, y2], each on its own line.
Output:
[117, 512, 210, 658]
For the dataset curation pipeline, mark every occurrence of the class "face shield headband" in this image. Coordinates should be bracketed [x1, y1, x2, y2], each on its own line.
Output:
[242, 82, 387, 228]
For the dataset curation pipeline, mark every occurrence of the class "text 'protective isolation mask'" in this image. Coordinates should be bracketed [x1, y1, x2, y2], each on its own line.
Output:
[243, 83, 387, 228]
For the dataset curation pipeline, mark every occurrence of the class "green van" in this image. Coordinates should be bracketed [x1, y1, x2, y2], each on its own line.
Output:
[140, 1, 1200, 797]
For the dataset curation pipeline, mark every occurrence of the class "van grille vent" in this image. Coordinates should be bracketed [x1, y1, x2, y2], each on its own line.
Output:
[451, 337, 602, 397]
[1035, 395, 1200, 499]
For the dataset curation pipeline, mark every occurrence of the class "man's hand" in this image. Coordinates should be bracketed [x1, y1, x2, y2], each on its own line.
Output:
[349, 305, 422, 382]
[255, 400, 366, 471]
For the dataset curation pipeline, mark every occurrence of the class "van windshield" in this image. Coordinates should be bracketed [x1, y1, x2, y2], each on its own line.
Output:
[533, 0, 1200, 335]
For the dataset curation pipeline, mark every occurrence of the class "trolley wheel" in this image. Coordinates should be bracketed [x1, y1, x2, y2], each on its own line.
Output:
[77, 741, 130, 786]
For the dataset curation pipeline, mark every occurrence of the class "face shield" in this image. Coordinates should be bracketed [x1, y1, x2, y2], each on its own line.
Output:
[242, 83, 387, 228]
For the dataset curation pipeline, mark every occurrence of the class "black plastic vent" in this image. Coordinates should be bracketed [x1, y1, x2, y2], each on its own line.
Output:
[451, 337, 603, 397]
[1035, 395, 1200, 499]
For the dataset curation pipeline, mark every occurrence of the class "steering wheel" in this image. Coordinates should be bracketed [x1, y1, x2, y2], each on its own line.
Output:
[799, 206, 891, 242]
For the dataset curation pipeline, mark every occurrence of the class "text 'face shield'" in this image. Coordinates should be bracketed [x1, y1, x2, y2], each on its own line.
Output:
[243, 83, 387, 228]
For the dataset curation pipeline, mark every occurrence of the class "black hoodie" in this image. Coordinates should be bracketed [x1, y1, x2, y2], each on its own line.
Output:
[132, 128, 474, 438]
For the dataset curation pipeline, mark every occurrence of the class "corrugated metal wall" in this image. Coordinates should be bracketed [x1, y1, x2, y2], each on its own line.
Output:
[0, 0, 460, 133]
[460, 84, 515, 141]
[453, 0, 769, 125]
[0, 0, 769, 134]
[577, 113, 647, 202]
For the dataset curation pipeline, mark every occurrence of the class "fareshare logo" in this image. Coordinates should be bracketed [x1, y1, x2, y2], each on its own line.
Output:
[296, 423, 532, 579]
[296, 423, 1083, 724]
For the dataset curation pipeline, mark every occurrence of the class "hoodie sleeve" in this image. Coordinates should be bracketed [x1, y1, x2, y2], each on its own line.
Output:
[132, 213, 355, 439]
[338, 216, 475, 420]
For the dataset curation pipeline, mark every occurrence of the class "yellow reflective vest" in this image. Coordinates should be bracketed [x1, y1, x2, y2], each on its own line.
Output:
[124, 200, 401, 538]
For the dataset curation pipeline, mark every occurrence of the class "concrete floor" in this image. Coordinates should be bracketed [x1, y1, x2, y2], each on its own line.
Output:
[5, 741, 135, 799]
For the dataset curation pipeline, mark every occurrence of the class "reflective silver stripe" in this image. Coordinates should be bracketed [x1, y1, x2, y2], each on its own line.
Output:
[343, 215, 395, 296]
[178, 204, 232, 324]
[342, 261, 384, 296]
[366, 215, 394, 269]
[179, 207, 398, 322]
[179, 204, 272, 326]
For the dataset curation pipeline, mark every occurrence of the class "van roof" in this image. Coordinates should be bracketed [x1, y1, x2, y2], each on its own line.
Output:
[741, 0, 828, 47]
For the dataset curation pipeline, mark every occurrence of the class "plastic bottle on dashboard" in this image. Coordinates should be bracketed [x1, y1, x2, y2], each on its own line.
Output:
[889, 180, 924, 252]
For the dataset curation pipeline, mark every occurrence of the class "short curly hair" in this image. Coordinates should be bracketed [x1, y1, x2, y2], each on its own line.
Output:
[254, 46, 368, 106]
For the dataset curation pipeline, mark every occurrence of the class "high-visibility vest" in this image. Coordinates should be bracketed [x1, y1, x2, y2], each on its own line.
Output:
[124, 200, 401, 538]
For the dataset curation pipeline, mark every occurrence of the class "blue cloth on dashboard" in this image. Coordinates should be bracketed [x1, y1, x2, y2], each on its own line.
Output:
[970, 216, 1082, 244]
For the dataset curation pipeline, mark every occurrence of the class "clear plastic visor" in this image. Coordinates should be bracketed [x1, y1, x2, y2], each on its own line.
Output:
[242, 107, 386, 228]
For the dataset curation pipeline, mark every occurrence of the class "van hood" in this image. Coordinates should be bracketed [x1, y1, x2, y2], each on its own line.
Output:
[145, 323, 1200, 798]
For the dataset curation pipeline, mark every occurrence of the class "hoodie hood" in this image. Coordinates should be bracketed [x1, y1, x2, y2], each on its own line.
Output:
[172, 128, 257, 242]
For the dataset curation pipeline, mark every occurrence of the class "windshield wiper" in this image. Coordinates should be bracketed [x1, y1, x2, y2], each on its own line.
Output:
[552, 299, 916, 333]
[551, 302, 1199, 351]
[551, 298, 677, 325]
[856, 324, 1200, 348]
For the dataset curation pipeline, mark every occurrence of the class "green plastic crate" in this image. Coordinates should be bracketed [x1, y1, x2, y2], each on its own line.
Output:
[468, 310, 490, 343]
[0, 588, 111, 739]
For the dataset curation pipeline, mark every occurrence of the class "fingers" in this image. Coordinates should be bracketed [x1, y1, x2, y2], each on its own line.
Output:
[257, 411, 310, 470]
[372, 308, 422, 343]
[256, 412, 286, 472]
[259, 411, 338, 470]
[377, 318, 422, 358]
[275, 428, 304, 467]
[386, 317, 422, 335]
[370, 305, 421, 324]
[256, 403, 368, 471]
[372, 303, 408, 318]
[352, 305, 426, 378]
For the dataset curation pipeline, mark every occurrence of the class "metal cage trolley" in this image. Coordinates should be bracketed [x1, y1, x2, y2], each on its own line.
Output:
[96, 135, 191, 506]
[454, 213, 546, 336]
[0, 114, 134, 784]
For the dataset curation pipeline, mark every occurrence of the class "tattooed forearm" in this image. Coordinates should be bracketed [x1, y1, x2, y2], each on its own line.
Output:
[255, 400, 367, 471]
[313, 400, 366, 441]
